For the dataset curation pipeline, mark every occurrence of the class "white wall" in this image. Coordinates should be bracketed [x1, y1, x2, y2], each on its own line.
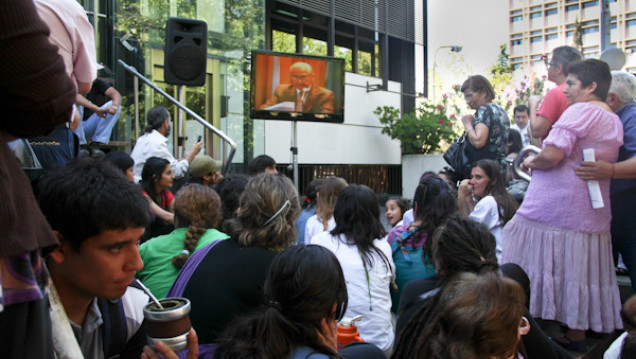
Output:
[402, 154, 449, 199]
[263, 72, 403, 165]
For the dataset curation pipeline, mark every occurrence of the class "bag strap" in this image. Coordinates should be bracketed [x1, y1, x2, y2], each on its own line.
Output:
[392, 225, 425, 263]
[166, 239, 223, 297]
[98, 297, 128, 358]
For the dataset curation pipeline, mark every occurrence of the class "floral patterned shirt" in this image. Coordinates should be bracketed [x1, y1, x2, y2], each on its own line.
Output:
[473, 103, 510, 170]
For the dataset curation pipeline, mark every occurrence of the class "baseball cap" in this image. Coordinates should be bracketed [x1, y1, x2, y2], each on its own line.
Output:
[189, 155, 222, 178]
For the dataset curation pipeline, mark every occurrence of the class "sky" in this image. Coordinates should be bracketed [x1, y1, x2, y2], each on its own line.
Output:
[427, 0, 510, 97]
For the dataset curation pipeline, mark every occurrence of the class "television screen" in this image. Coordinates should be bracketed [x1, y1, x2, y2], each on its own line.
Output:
[250, 50, 345, 123]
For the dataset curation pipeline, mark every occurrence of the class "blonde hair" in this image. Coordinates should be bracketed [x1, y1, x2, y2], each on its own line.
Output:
[227, 174, 300, 251]
[315, 177, 348, 230]
[171, 184, 222, 269]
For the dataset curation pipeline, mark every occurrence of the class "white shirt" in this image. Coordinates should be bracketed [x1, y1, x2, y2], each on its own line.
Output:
[130, 130, 189, 182]
[304, 215, 335, 244]
[604, 331, 627, 359]
[67, 286, 147, 359]
[312, 232, 395, 353]
[511, 123, 530, 147]
[469, 195, 504, 263]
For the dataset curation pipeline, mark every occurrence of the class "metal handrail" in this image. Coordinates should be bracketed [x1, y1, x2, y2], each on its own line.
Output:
[513, 145, 541, 182]
[117, 59, 237, 174]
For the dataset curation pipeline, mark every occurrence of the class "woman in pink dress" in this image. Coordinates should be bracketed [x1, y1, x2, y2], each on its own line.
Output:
[502, 59, 624, 352]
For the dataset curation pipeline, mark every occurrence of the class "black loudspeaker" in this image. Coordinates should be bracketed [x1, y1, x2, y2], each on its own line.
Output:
[164, 17, 208, 86]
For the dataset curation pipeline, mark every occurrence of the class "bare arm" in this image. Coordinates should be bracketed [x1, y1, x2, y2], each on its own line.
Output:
[528, 95, 552, 139]
[522, 145, 564, 170]
[183, 141, 203, 164]
[462, 115, 489, 149]
[457, 179, 476, 216]
[69, 107, 81, 130]
[145, 196, 174, 224]
[76, 81, 92, 95]
[104, 86, 122, 114]
[75, 94, 108, 118]
[575, 157, 636, 180]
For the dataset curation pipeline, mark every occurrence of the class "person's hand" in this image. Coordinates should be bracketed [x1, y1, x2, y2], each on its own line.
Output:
[316, 317, 338, 352]
[528, 95, 542, 111]
[141, 329, 198, 359]
[94, 106, 109, 119]
[189, 141, 203, 156]
[106, 104, 120, 115]
[461, 114, 474, 130]
[575, 160, 613, 180]
[521, 155, 535, 172]
[458, 179, 472, 198]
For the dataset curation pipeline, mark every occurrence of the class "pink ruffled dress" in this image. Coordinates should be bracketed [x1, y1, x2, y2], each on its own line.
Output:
[502, 102, 624, 333]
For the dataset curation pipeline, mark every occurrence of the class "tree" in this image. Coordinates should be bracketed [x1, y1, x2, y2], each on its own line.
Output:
[572, 18, 583, 52]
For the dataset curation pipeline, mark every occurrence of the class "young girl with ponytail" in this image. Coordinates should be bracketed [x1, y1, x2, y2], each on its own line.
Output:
[136, 184, 229, 298]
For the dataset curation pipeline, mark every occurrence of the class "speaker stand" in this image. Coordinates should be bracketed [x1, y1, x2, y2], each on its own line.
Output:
[176, 85, 186, 158]
[290, 121, 299, 189]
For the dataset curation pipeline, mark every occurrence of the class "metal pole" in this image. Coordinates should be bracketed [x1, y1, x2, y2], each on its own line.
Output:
[291, 121, 299, 189]
[177, 85, 186, 158]
[600, 0, 611, 51]
[118, 59, 237, 174]
[134, 76, 139, 142]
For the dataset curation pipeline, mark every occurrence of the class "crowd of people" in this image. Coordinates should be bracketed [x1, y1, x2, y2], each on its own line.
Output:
[2, 1, 636, 356]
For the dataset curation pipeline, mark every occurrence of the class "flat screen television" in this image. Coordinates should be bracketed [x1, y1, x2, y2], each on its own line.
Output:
[250, 50, 345, 123]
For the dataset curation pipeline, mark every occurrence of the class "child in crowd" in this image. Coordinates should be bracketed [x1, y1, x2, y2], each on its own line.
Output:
[297, 178, 324, 243]
[387, 177, 457, 312]
[385, 196, 410, 227]
[304, 176, 347, 244]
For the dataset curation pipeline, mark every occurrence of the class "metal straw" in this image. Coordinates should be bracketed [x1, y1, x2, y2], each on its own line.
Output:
[135, 279, 164, 309]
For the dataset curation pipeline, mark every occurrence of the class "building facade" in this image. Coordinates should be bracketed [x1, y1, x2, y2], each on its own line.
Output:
[509, 0, 636, 72]
[76, 0, 426, 194]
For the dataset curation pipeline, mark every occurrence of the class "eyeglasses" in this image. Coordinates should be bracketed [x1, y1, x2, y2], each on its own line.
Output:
[519, 316, 530, 336]
[463, 92, 477, 100]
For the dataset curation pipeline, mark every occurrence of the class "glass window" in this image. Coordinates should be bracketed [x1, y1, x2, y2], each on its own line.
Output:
[512, 39, 523, 46]
[545, 8, 558, 16]
[566, 30, 574, 37]
[628, 19, 636, 27]
[545, 33, 558, 41]
[566, 4, 579, 11]
[582, 26, 599, 34]
[335, 45, 353, 72]
[358, 50, 373, 76]
[530, 12, 542, 19]
[273, 30, 296, 52]
[582, 1, 599, 8]
[531, 36, 542, 43]
[511, 15, 523, 22]
[302, 37, 327, 56]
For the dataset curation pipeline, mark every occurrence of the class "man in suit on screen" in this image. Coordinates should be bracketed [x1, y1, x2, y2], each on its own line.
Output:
[259, 62, 334, 114]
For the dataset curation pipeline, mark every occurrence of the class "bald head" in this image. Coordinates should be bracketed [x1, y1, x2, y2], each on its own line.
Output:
[290, 62, 314, 91]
